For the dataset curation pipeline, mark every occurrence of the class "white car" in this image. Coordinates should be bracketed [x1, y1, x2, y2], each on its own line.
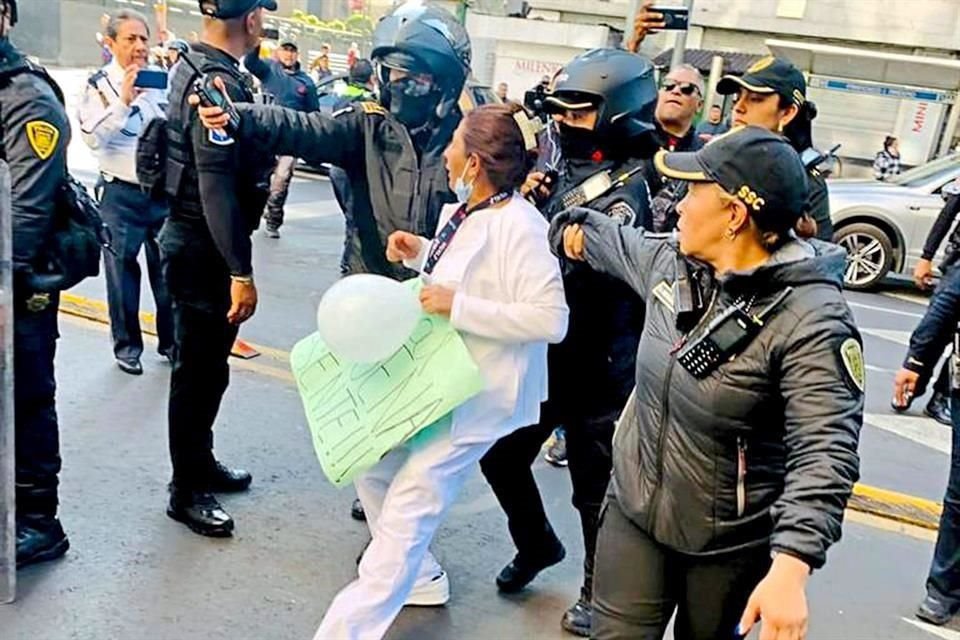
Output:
[830, 153, 960, 290]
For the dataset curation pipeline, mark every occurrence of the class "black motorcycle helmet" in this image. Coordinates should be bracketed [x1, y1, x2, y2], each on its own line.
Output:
[544, 49, 657, 142]
[371, 2, 471, 124]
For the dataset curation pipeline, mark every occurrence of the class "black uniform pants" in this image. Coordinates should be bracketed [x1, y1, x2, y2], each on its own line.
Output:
[14, 291, 61, 519]
[160, 218, 238, 489]
[592, 495, 771, 640]
[479, 408, 616, 601]
[925, 392, 960, 608]
[98, 179, 174, 361]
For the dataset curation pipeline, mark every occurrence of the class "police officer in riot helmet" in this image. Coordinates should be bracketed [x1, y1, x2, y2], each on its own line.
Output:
[0, 0, 73, 567]
[195, 2, 470, 280]
[193, 1, 470, 525]
[478, 48, 659, 637]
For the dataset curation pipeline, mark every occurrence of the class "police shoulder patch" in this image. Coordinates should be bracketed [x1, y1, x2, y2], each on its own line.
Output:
[26, 121, 60, 160]
[359, 101, 387, 116]
[208, 128, 235, 146]
[839, 337, 865, 393]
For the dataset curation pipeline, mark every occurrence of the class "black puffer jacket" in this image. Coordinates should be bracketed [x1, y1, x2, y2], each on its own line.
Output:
[549, 208, 863, 569]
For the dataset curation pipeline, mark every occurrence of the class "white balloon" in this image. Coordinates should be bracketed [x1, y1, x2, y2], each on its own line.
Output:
[316, 274, 422, 363]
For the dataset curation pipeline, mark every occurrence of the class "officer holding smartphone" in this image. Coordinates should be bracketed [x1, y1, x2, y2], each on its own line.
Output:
[160, 0, 277, 537]
[77, 8, 174, 375]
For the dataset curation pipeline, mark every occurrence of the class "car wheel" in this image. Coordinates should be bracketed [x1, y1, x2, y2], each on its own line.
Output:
[835, 223, 894, 291]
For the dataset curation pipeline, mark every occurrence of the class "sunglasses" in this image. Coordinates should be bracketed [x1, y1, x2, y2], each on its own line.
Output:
[662, 82, 701, 96]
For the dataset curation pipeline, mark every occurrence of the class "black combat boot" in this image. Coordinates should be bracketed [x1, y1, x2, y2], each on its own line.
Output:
[203, 460, 252, 493]
[925, 391, 952, 426]
[496, 538, 566, 593]
[167, 485, 235, 537]
[16, 485, 69, 568]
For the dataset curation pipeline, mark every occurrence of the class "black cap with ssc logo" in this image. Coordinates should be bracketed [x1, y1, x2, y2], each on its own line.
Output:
[654, 125, 809, 234]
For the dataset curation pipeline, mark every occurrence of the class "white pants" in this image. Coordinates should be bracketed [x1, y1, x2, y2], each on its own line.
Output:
[314, 425, 494, 640]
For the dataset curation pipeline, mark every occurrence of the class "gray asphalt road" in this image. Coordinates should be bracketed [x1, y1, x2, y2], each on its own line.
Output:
[0, 314, 956, 640]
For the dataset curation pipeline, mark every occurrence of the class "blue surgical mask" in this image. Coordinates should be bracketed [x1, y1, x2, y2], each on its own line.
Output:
[454, 162, 474, 204]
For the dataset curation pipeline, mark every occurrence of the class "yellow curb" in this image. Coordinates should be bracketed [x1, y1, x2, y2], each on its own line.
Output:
[59, 292, 947, 533]
[850, 483, 941, 530]
[59, 292, 286, 364]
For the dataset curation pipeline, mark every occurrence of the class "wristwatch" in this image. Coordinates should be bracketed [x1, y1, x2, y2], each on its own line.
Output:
[230, 274, 254, 285]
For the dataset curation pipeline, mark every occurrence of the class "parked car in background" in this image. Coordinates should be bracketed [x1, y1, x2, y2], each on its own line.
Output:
[830, 153, 960, 290]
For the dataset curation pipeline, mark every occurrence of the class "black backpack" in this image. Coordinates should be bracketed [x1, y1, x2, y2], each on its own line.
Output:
[136, 116, 167, 201]
[0, 60, 113, 292]
[136, 54, 236, 203]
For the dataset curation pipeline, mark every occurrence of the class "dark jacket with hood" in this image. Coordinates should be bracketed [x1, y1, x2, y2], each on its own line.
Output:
[232, 101, 459, 279]
[549, 208, 864, 569]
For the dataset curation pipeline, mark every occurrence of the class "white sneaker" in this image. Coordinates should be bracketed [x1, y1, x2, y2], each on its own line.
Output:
[405, 571, 450, 607]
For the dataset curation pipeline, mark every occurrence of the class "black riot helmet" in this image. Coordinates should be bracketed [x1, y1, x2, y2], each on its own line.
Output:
[545, 49, 657, 143]
[371, 2, 471, 128]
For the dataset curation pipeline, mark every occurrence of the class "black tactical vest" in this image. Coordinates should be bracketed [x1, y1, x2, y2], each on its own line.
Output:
[164, 49, 246, 216]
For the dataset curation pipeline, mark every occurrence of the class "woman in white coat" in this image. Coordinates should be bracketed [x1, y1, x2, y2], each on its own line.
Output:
[315, 103, 569, 639]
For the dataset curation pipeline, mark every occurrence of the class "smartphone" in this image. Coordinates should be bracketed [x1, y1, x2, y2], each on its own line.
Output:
[650, 6, 690, 30]
[261, 27, 280, 40]
[134, 69, 168, 90]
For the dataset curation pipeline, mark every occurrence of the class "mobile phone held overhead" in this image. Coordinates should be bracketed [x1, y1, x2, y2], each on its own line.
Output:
[651, 6, 690, 30]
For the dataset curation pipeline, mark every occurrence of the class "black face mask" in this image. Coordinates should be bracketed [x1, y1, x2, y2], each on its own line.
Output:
[558, 122, 601, 161]
[383, 78, 440, 130]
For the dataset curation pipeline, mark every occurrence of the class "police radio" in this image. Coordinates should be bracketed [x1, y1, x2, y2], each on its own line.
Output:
[180, 54, 242, 135]
[556, 164, 649, 211]
[678, 288, 793, 379]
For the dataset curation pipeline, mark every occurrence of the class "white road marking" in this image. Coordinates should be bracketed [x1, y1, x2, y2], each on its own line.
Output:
[867, 364, 898, 374]
[861, 328, 913, 347]
[849, 301, 924, 319]
[883, 291, 931, 307]
[902, 617, 960, 639]
[865, 413, 951, 455]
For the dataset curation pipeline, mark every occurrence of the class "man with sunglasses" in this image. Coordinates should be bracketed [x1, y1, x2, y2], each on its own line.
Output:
[645, 65, 705, 232]
[655, 65, 704, 153]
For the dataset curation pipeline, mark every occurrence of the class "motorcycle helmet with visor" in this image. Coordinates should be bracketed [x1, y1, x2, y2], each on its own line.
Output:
[371, 2, 471, 128]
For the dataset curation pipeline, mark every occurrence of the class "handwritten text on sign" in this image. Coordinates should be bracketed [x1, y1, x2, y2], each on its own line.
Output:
[289, 315, 484, 487]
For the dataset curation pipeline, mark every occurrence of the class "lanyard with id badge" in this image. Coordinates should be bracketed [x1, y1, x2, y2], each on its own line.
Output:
[421, 191, 512, 278]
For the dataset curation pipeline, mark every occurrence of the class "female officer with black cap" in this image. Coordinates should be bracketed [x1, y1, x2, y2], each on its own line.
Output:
[716, 56, 833, 241]
[477, 48, 659, 637]
[552, 126, 863, 639]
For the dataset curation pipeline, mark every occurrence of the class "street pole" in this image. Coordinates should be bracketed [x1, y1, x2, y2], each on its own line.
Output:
[669, 0, 694, 71]
[0, 161, 14, 604]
